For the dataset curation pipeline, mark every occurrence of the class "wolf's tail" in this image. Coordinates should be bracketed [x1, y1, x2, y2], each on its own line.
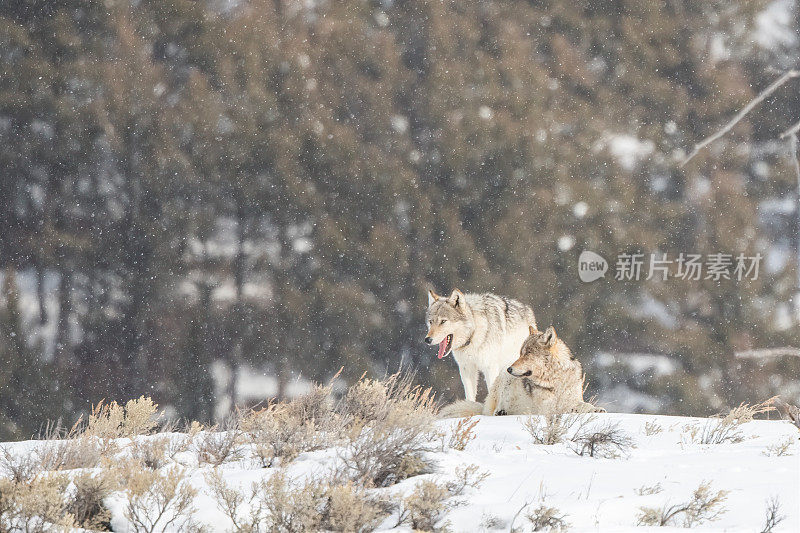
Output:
[439, 400, 483, 418]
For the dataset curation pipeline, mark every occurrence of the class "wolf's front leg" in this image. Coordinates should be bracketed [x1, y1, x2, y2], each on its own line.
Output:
[483, 374, 502, 415]
[483, 364, 501, 392]
[458, 363, 479, 402]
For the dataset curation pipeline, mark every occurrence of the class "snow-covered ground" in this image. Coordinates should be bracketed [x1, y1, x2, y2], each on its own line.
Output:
[2, 413, 797, 532]
[429, 414, 799, 532]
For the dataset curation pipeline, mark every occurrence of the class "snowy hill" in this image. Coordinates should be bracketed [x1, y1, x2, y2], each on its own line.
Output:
[1, 403, 797, 532]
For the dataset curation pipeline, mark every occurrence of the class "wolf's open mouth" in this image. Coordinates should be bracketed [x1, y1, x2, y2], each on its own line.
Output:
[437, 334, 453, 359]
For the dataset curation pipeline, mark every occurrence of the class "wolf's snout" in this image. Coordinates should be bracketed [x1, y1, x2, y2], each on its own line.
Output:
[507, 367, 514, 374]
[424, 336, 433, 344]
[522, 370, 532, 377]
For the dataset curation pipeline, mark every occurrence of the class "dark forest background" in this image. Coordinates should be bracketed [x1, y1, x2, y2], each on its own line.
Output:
[2, 0, 800, 440]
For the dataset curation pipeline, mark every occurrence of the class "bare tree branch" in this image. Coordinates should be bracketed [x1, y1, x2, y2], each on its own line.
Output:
[734, 347, 800, 359]
[788, 133, 800, 184]
[780, 119, 800, 140]
[681, 70, 800, 167]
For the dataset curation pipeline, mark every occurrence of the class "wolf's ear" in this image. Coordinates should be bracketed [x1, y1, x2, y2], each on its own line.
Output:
[428, 289, 440, 306]
[529, 325, 537, 336]
[542, 326, 558, 348]
[449, 289, 465, 308]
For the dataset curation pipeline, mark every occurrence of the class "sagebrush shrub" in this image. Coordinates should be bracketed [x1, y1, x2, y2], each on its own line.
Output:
[527, 504, 569, 532]
[396, 464, 488, 532]
[68, 470, 114, 530]
[571, 422, 634, 458]
[0, 473, 77, 532]
[85, 396, 161, 440]
[208, 469, 391, 533]
[239, 403, 334, 468]
[195, 417, 244, 467]
[637, 481, 728, 527]
[338, 375, 438, 487]
[522, 413, 596, 446]
[397, 479, 453, 532]
[123, 464, 198, 533]
[444, 417, 479, 451]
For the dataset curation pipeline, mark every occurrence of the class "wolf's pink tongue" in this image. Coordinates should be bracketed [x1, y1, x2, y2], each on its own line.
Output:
[437, 338, 448, 359]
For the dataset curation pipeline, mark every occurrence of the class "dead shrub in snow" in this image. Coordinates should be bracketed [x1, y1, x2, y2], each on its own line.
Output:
[686, 399, 774, 445]
[324, 481, 392, 532]
[123, 464, 198, 533]
[395, 465, 487, 532]
[130, 437, 173, 470]
[445, 464, 489, 497]
[239, 405, 334, 469]
[338, 375, 438, 487]
[68, 470, 114, 530]
[37, 396, 164, 464]
[571, 422, 634, 458]
[0, 473, 77, 531]
[479, 512, 505, 530]
[1, 432, 103, 479]
[761, 496, 785, 533]
[38, 436, 104, 471]
[0, 446, 42, 483]
[636, 480, 729, 527]
[526, 504, 569, 532]
[29, 421, 103, 472]
[643, 420, 663, 436]
[195, 417, 244, 467]
[397, 479, 452, 532]
[207, 469, 391, 533]
[443, 417, 479, 451]
[762, 438, 794, 457]
[635, 483, 663, 496]
[522, 412, 597, 446]
[283, 382, 337, 425]
[238, 383, 342, 469]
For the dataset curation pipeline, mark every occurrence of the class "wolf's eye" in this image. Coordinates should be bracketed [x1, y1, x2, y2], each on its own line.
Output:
[440, 319, 447, 324]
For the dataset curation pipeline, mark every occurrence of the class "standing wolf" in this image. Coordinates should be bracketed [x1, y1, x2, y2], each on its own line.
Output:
[425, 289, 536, 402]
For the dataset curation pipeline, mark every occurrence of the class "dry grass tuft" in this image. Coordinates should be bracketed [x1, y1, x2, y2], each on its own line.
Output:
[686, 399, 775, 445]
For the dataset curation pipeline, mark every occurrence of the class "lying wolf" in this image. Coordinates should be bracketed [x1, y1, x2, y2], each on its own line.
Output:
[440, 326, 603, 417]
[425, 289, 536, 402]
